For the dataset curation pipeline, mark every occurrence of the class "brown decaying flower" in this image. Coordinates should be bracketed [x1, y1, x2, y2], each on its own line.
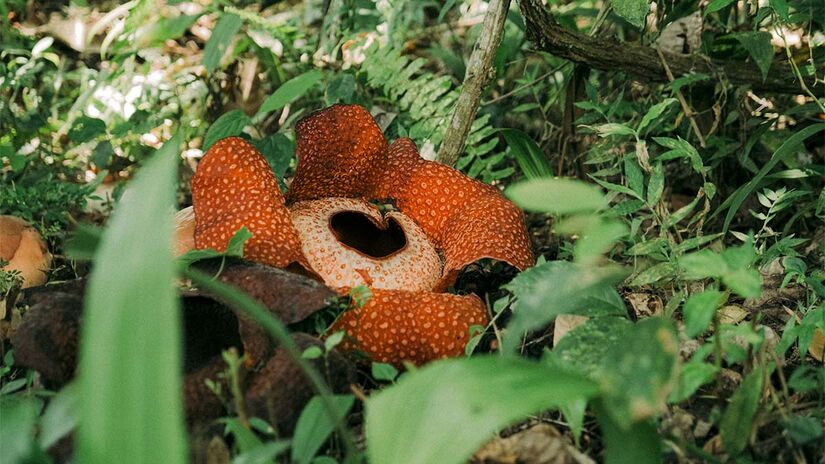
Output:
[0, 215, 52, 288]
[180, 104, 535, 366]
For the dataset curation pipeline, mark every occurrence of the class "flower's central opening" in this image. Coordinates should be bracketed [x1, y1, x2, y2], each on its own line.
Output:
[329, 211, 407, 259]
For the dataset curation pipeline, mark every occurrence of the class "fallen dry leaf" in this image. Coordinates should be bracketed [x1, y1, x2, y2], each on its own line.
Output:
[473, 423, 594, 464]
[809, 328, 824, 362]
[718, 305, 749, 324]
[626, 292, 663, 319]
[553, 314, 589, 345]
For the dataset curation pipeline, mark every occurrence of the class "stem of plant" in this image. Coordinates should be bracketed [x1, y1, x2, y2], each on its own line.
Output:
[183, 266, 359, 460]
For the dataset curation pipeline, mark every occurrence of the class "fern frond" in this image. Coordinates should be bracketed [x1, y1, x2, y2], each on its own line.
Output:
[358, 43, 509, 182]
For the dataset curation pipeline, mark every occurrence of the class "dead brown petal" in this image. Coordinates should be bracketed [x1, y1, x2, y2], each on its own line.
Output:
[0, 215, 52, 288]
[174, 206, 196, 256]
[244, 333, 355, 435]
[10, 262, 352, 434]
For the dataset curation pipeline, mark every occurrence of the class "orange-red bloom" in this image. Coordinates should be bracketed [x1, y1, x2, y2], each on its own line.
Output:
[180, 104, 535, 366]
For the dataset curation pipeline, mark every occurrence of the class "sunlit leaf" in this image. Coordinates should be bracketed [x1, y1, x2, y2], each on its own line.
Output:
[203, 14, 243, 74]
[77, 133, 186, 464]
[612, 0, 650, 29]
[503, 261, 626, 352]
[683, 290, 725, 337]
[730, 32, 774, 81]
[257, 70, 324, 116]
[506, 178, 607, 214]
[203, 110, 252, 150]
[292, 395, 355, 464]
[365, 357, 598, 464]
[720, 367, 764, 455]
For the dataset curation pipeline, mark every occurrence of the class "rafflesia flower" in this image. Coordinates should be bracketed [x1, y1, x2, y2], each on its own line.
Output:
[178, 104, 534, 366]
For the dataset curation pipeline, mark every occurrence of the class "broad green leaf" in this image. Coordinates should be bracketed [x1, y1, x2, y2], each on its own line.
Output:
[500, 128, 553, 179]
[720, 367, 764, 455]
[203, 110, 252, 150]
[625, 238, 668, 257]
[769, 0, 790, 21]
[77, 133, 186, 464]
[599, 317, 680, 426]
[731, 32, 774, 81]
[39, 383, 79, 449]
[506, 178, 607, 214]
[721, 267, 762, 299]
[591, 122, 637, 138]
[638, 98, 677, 135]
[612, 0, 651, 29]
[0, 398, 40, 464]
[257, 70, 324, 116]
[91, 141, 115, 168]
[663, 194, 701, 228]
[591, 177, 643, 200]
[629, 261, 677, 286]
[325, 73, 356, 105]
[176, 227, 251, 266]
[503, 261, 626, 352]
[672, 233, 722, 254]
[233, 441, 291, 464]
[573, 219, 628, 262]
[254, 133, 294, 182]
[716, 124, 825, 233]
[224, 418, 263, 453]
[646, 163, 664, 206]
[365, 356, 598, 464]
[680, 242, 761, 298]
[292, 395, 355, 464]
[652, 136, 703, 174]
[669, 358, 719, 403]
[784, 416, 823, 445]
[624, 156, 645, 198]
[680, 249, 727, 278]
[69, 116, 106, 143]
[594, 400, 661, 464]
[669, 73, 711, 93]
[683, 290, 725, 337]
[141, 14, 201, 46]
[371, 362, 399, 382]
[705, 0, 737, 14]
[549, 316, 633, 379]
[203, 13, 243, 74]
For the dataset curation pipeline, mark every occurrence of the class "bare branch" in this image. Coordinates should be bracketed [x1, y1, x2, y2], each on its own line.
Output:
[437, 0, 512, 167]
[518, 0, 819, 95]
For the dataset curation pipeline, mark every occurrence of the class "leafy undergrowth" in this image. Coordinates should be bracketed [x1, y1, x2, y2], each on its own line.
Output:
[1, 1, 824, 464]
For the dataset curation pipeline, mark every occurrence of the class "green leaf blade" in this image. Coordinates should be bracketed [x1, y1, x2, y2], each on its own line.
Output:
[257, 70, 324, 116]
[365, 357, 598, 464]
[506, 178, 607, 214]
[77, 134, 186, 464]
[203, 110, 252, 151]
[203, 14, 243, 74]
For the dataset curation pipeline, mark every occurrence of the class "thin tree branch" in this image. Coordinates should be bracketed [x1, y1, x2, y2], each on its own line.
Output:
[518, 0, 820, 95]
[437, 0, 512, 167]
[656, 47, 706, 148]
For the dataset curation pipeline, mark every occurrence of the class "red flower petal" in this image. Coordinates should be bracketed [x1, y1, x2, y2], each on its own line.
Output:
[375, 138, 535, 288]
[191, 137, 305, 268]
[290, 106, 535, 286]
[287, 105, 388, 203]
[328, 289, 488, 366]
